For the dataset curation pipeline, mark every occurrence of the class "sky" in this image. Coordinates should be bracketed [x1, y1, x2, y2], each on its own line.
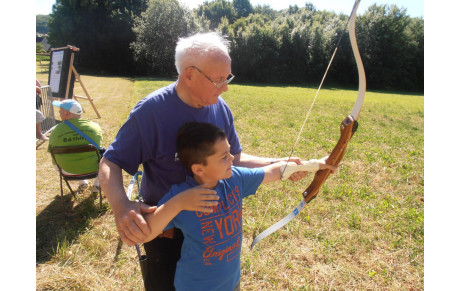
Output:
[36, 0, 424, 18]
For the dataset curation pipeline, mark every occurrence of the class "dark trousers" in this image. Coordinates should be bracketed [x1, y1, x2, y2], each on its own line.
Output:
[142, 228, 184, 291]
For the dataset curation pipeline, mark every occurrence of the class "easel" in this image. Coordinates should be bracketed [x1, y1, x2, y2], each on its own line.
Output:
[51, 45, 101, 118]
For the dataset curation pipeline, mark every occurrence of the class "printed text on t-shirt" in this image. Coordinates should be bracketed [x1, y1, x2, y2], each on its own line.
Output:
[196, 185, 242, 266]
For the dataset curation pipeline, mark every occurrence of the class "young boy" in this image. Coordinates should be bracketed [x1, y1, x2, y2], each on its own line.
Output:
[143, 122, 335, 291]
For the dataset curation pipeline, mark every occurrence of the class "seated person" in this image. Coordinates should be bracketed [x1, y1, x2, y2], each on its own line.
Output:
[36, 80, 48, 140]
[141, 122, 336, 291]
[36, 79, 42, 110]
[48, 99, 103, 191]
[36, 109, 48, 140]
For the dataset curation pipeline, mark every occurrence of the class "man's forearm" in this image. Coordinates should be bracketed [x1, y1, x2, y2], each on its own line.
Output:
[98, 157, 129, 212]
[233, 152, 275, 168]
[233, 153, 308, 183]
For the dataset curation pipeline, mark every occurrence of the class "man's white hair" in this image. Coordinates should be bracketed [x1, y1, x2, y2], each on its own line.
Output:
[175, 32, 231, 74]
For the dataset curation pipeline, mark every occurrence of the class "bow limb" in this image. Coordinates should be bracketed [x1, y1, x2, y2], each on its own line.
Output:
[251, 0, 366, 249]
[349, 0, 366, 121]
[304, 0, 367, 202]
[250, 117, 357, 248]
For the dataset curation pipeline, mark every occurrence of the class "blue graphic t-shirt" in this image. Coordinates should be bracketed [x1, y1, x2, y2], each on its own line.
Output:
[158, 167, 265, 291]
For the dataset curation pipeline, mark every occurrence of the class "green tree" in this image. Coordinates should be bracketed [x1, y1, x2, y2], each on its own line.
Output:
[233, 0, 252, 18]
[304, 2, 316, 12]
[225, 3, 423, 91]
[36, 43, 45, 53]
[36, 15, 50, 34]
[359, 4, 420, 90]
[48, 0, 147, 76]
[131, 0, 207, 76]
[47, 0, 424, 91]
[405, 17, 424, 91]
[197, 0, 237, 29]
[227, 14, 281, 82]
[252, 4, 277, 19]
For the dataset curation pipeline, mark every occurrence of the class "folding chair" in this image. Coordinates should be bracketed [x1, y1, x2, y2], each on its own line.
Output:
[50, 144, 102, 209]
[36, 85, 57, 149]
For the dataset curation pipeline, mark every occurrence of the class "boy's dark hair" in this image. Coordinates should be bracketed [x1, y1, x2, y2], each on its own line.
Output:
[176, 122, 227, 171]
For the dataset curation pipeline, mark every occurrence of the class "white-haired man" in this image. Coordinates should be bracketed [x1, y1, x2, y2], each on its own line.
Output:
[99, 32, 308, 290]
[48, 99, 102, 190]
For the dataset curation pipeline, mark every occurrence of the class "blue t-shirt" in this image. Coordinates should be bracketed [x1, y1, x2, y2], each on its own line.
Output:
[104, 82, 243, 204]
[158, 167, 265, 291]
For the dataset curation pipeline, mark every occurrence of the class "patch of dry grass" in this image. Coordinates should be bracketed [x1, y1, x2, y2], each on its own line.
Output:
[36, 73, 149, 290]
[224, 85, 423, 290]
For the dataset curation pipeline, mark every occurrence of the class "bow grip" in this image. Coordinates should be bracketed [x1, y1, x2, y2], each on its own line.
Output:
[302, 115, 357, 203]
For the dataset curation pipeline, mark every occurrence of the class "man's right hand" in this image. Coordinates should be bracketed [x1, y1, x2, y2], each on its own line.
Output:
[113, 200, 157, 246]
[99, 157, 158, 246]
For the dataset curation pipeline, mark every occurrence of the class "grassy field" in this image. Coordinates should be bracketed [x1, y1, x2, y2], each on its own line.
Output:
[36, 73, 423, 290]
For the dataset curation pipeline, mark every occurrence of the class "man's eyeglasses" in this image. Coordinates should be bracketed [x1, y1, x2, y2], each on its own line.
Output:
[191, 66, 235, 89]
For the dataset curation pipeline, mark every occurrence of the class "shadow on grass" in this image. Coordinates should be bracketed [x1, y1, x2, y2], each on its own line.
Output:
[113, 237, 124, 263]
[36, 190, 108, 264]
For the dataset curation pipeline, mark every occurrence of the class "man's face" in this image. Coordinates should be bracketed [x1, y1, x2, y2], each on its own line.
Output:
[190, 57, 232, 107]
[59, 107, 70, 120]
[201, 138, 234, 182]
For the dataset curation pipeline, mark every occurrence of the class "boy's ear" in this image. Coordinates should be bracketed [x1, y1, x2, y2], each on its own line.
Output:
[191, 163, 204, 177]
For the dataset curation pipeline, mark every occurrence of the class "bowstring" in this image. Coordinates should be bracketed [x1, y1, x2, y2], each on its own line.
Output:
[254, 0, 358, 237]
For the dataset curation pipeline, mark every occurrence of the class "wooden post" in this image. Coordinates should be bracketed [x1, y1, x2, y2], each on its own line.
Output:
[64, 52, 75, 99]
[71, 65, 101, 118]
[63, 46, 101, 118]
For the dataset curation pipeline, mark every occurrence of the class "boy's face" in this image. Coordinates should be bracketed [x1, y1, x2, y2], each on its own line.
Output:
[199, 137, 234, 182]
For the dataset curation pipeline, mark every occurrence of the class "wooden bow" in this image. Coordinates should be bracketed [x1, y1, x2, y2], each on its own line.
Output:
[251, 0, 366, 248]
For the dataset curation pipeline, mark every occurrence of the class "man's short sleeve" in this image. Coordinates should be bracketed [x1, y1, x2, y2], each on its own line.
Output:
[103, 115, 145, 176]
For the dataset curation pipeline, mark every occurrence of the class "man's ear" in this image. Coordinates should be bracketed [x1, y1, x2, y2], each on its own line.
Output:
[183, 67, 194, 85]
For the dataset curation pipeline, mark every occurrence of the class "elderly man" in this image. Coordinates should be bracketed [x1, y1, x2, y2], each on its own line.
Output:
[48, 99, 102, 190]
[99, 32, 308, 290]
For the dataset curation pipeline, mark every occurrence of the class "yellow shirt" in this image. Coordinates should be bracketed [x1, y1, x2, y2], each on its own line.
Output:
[48, 118, 102, 174]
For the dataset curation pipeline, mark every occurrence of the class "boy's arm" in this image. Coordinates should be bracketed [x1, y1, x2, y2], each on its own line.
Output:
[261, 156, 337, 184]
[143, 184, 219, 242]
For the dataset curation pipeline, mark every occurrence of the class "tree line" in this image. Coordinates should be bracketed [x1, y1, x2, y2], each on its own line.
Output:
[36, 15, 50, 34]
[47, 0, 424, 92]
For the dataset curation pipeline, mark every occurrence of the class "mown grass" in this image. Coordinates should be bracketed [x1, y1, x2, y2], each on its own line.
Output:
[225, 84, 423, 289]
[36, 75, 423, 290]
[36, 54, 50, 74]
